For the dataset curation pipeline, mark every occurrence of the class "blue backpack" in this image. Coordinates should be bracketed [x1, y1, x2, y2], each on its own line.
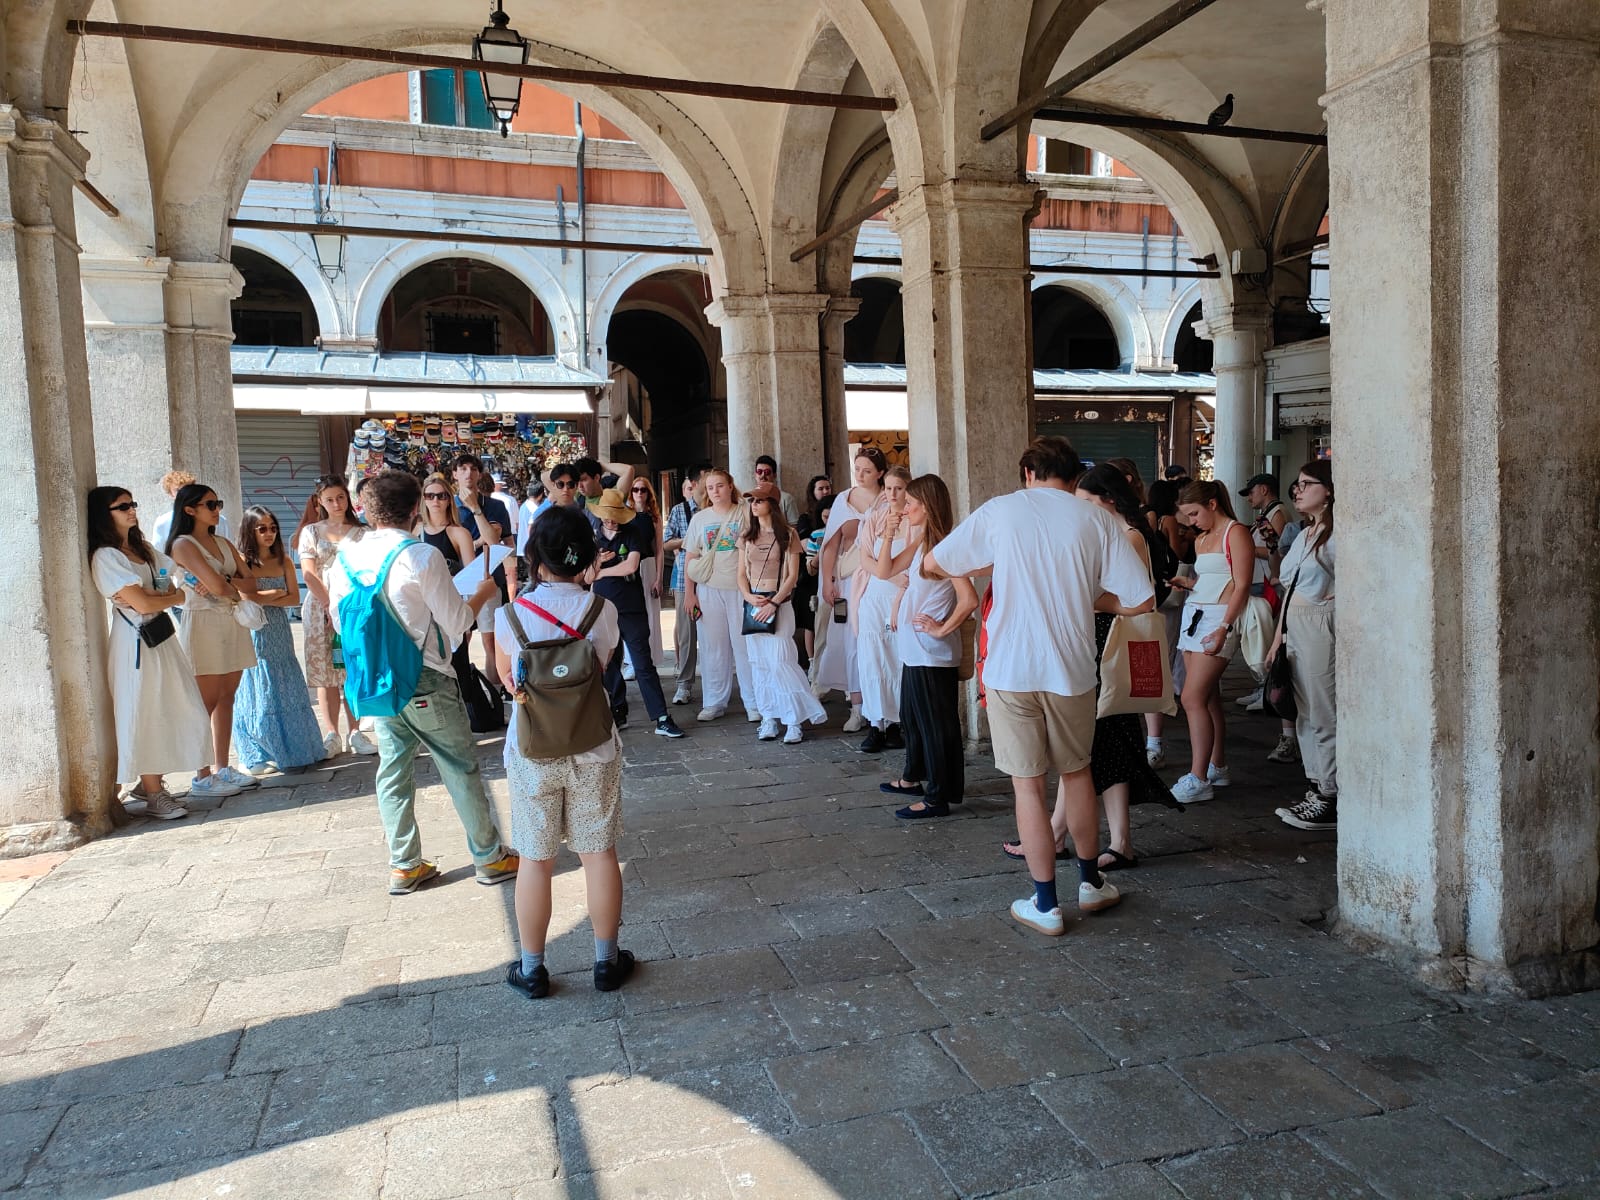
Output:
[336, 539, 444, 719]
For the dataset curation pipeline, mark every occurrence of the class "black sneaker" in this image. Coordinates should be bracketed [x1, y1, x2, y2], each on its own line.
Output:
[883, 723, 905, 750]
[594, 948, 636, 992]
[1276, 790, 1337, 830]
[655, 716, 687, 739]
[505, 960, 550, 999]
[612, 706, 629, 729]
[857, 727, 886, 754]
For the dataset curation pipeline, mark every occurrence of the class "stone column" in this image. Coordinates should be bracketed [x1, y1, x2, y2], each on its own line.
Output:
[891, 179, 1038, 515]
[81, 255, 175, 514]
[706, 293, 829, 491]
[0, 109, 117, 852]
[1203, 306, 1269, 492]
[819, 294, 860, 484]
[164, 262, 245, 512]
[1325, 0, 1600, 993]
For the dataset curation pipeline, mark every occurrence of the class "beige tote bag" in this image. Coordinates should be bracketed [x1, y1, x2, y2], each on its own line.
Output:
[1097, 610, 1177, 718]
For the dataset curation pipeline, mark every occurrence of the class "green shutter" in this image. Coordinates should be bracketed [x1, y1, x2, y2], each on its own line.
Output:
[463, 72, 495, 130]
[420, 70, 457, 126]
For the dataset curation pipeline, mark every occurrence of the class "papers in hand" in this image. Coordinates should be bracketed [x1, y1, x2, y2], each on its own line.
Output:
[452, 545, 511, 597]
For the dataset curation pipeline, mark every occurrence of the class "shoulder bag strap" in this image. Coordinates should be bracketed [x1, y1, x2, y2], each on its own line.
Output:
[516, 596, 586, 640]
[576, 594, 606, 636]
[501, 602, 532, 651]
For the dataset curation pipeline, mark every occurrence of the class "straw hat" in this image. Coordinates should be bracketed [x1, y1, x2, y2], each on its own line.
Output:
[591, 488, 634, 524]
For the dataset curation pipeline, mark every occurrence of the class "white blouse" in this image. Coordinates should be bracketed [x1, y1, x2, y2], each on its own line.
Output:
[1279, 528, 1334, 605]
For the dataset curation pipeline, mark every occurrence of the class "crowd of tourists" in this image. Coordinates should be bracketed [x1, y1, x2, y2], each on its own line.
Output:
[87, 434, 1334, 993]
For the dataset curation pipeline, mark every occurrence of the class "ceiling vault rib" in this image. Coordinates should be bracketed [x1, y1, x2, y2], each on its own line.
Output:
[228, 218, 713, 257]
[67, 21, 897, 112]
[981, 0, 1226, 142]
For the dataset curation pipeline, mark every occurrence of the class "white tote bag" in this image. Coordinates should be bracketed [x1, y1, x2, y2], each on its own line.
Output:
[1097, 610, 1177, 718]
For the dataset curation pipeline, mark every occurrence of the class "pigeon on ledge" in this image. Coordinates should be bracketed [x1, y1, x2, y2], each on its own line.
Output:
[1207, 93, 1234, 127]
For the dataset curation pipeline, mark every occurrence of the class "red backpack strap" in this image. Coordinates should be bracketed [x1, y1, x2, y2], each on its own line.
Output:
[515, 596, 585, 640]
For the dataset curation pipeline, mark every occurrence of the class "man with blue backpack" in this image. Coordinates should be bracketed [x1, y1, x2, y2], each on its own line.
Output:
[328, 470, 520, 896]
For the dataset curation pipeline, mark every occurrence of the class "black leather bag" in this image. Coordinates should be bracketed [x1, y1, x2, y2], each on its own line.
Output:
[119, 609, 175, 651]
[742, 592, 778, 636]
[1262, 573, 1298, 721]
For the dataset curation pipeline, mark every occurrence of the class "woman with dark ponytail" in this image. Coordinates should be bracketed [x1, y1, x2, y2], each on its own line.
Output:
[89, 486, 209, 819]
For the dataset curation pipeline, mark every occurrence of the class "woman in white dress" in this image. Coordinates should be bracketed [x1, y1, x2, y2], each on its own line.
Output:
[811, 448, 888, 730]
[294, 475, 370, 757]
[88, 486, 210, 820]
[167, 483, 260, 802]
[852, 466, 918, 754]
[738, 482, 827, 745]
[682, 469, 754, 722]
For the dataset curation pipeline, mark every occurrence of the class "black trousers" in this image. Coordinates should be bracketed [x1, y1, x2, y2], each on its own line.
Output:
[900, 664, 963, 804]
[604, 608, 669, 721]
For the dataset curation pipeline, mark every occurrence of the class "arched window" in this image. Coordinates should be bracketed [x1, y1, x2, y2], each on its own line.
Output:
[230, 248, 321, 347]
[377, 258, 553, 355]
[1031, 287, 1120, 369]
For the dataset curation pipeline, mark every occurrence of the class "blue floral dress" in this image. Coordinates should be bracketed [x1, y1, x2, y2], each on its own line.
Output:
[232, 575, 326, 770]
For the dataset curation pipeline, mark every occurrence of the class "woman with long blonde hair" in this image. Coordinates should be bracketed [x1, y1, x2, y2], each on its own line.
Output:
[853, 464, 916, 753]
[417, 472, 504, 733]
[878, 474, 978, 818]
[682, 468, 756, 721]
[295, 474, 369, 757]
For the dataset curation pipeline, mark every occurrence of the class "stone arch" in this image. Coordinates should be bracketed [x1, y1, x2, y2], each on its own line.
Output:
[1160, 281, 1211, 366]
[1030, 275, 1152, 369]
[817, 0, 937, 191]
[227, 227, 346, 343]
[352, 243, 573, 354]
[588, 254, 710, 361]
[1031, 115, 1260, 306]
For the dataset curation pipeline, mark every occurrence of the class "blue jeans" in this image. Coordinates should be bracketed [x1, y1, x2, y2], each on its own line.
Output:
[374, 669, 507, 869]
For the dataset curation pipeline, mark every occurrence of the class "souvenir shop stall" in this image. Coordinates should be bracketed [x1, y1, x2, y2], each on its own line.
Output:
[343, 411, 590, 488]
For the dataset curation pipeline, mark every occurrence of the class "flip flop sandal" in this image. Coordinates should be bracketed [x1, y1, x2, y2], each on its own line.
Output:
[1098, 848, 1139, 871]
[1001, 840, 1074, 862]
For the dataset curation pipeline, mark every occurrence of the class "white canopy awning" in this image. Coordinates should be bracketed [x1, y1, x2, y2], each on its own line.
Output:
[234, 384, 594, 416]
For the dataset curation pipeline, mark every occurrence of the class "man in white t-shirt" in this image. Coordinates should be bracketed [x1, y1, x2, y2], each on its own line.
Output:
[926, 436, 1154, 937]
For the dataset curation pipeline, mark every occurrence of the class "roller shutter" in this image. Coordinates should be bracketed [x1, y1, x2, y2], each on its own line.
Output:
[1037, 422, 1159, 484]
[235, 411, 326, 573]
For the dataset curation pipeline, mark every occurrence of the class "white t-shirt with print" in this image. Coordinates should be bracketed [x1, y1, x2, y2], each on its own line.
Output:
[932, 487, 1154, 696]
[494, 581, 621, 764]
[685, 505, 746, 591]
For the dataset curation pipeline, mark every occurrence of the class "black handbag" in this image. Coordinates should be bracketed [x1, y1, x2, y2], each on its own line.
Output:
[118, 609, 175, 670]
[1262, 572, 1298, 720]
[742, 592, 778, 636]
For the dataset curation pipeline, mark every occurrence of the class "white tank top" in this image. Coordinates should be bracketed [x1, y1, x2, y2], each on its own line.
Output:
[1188, 521, 1239, 604]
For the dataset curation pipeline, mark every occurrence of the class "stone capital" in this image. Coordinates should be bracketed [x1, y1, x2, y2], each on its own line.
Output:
[0, 106, 90, 180]
[164, 261, 245, 336]
[887, 177, 1041, 236]
[80, 255, 173, 330]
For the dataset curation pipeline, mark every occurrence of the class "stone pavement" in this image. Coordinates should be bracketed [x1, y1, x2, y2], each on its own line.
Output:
[1, 669, 1598, 1199]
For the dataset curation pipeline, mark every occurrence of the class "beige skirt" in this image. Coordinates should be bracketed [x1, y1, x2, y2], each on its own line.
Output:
[179, 607, 258, 676]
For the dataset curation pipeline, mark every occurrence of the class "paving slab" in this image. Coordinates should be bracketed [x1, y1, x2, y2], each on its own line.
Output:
[1065, 984, 1301, 1067]
[1307, 1107, 1543, 1199]
[616, 946, 795, 1015]
[1157, 1133, 1377, 1199]
[771, 973, 947, 1052]
[1033, 1063, 1244, 1166]
[717, 1113, 951, 1200]
[907, 1086, 1094, 1196]
[618, 995, 798, 1074]
[772, 928, 912, 984]
[1430, 1076, 1600, 1185]
[384, 1097, 561, 1200]
[933, 1010, 1116, 1090]
[1171, 1043, 1380, 1134]
[258, 1044, 458, 1147]
[231, 993, 433, 1074]
[766, 1031, 974, 1127]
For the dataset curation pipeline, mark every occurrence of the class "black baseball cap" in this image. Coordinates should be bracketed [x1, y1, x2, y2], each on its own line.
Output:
[1238, 473, 1278, 495]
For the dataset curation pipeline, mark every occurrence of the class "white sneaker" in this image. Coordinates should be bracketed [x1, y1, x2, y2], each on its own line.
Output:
[216, 765, 259, 789]
[783, 725, 803, 745]
[246, 762, 279, 778]
[697, 707, 726, 723]
[1079, 878, 1121, 912]
[189, 773, 242, 800]
[1236, 687, 1264, 708]
[1010, 896, 1065, 936]
[347, 730, 379, 756]
[1171, 773, 1215, 804]
[1207, 764, 1232, 788]
[1146, 744, 1166, 769]
[672, 686, 692, 705]
[357, 716, 376, 733]
[1267, 734, 1301, 764]
[757, 718, 781, 741]
[746, 710, 762, 724]
[322, 730, 344, 758]
[622, 662, 636, 681]
[842, 705, 865, 733]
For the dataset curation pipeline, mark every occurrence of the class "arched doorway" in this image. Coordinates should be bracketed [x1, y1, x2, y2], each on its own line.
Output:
[377, 257, 553, 355]
[1173, 301, 1214, 373]
[844, 277, 905, 364]
[602, 269, 717, 471]
[231, 248, 321, 347]
[1031, 286, 1120, 370]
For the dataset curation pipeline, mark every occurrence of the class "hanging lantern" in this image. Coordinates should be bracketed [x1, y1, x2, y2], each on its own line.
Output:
[473, 2, 530, 138]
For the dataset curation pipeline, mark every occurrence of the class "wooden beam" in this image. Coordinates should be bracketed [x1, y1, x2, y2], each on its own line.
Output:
[75, 177, 120, 218]
[1277, 235, 1330, 263]
[228, 218, 712, 257]
[69, 21, 896, 113]
[789, 190, 898, 263]
[1035, 106, 1326, 147]
[980, 0, 1224, 141]
[853, 254, 1219, 279]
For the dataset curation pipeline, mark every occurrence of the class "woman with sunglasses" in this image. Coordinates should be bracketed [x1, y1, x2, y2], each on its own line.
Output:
[294, 474, 369, 758]
[625, 477, 665, 675]
[418, 473, 506, 733]
[683, 469, 755, 722]
[1270, 461, 1338, 830]
[88, 486, 209, 820]
[739, 482, 826, 743]
[167, 483, 260, 801]
[232, 505, 325, 776]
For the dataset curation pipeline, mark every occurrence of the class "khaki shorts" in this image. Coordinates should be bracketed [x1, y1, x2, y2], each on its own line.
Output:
[986, 688, 1096, 778]
[507, 750, 624, 860]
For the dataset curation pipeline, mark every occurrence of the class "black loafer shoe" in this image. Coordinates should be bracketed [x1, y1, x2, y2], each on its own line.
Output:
[594, 948, 636, 992]
[896, 802, 950, 820]
[506, 960, 550, 999]
[883, 723, 905, 750]
[880, 781, 924, 796]
[857, 728, 886, 754]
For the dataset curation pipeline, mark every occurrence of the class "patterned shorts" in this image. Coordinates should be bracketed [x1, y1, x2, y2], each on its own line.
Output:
[506, 749, 624, 860]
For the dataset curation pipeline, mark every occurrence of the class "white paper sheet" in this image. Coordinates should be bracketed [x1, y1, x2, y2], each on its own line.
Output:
[451, 544, 511, 596]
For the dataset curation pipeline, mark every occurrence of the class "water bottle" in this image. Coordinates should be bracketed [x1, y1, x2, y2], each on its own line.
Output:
[154, 567, 170, 594]
[182, 571, 200, 590]
[331, 631, 344, 668]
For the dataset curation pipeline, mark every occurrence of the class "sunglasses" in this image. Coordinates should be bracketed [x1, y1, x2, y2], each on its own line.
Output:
[109, 501, 138, 513]
[631, 486, 649, 494]
[201, 500, 224, 511]
[424, 491, 450, 500]
[550, 479, 576, 489]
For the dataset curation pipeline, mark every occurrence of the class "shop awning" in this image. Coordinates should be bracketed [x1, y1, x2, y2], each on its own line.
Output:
[234, 383, 594, 416]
